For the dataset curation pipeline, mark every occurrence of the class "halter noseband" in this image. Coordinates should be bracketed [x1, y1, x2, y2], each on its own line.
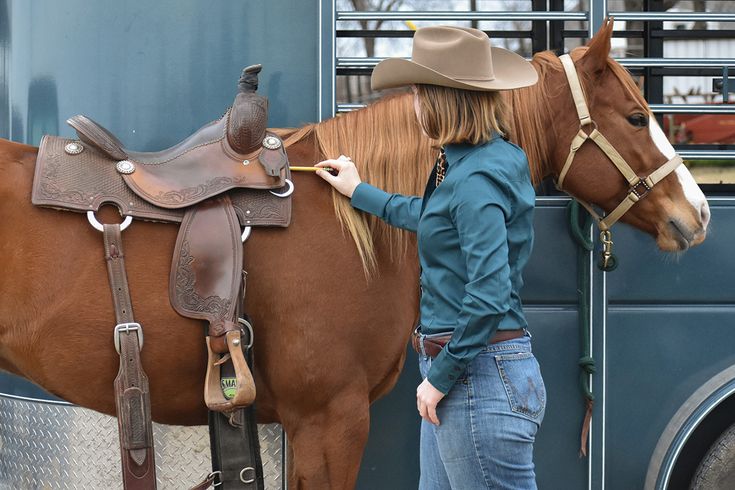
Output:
[556, 54, 682, 268]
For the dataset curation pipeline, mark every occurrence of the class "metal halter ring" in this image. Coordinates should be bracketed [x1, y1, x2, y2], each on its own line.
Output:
[237, 318, 255, 350]
[630, 179, 652, 199]
[269, 178, 294, 198]
[87, 211, 133, 232]
[241, 226, 252, 243]
[240, 466, 257, 484]
[208, 470, 223, 487]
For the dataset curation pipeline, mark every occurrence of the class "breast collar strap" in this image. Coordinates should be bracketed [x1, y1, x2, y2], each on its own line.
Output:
[555, 54, 682, 232]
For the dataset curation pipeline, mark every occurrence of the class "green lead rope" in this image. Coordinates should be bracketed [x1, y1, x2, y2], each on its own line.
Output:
[567, 200, 596, 457]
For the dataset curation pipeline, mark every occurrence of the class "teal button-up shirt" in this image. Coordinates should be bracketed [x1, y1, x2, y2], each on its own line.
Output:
[350, 135, 536, 394]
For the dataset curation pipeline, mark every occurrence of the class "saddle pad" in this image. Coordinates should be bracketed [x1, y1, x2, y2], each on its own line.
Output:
[32, 135, 291, 227]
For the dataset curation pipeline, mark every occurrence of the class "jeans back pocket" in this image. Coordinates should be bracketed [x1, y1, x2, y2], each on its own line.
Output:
[494, 351, 546, 421]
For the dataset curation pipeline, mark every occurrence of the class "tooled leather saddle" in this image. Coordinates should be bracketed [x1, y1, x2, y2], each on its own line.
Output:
[32, 64, 289, 489]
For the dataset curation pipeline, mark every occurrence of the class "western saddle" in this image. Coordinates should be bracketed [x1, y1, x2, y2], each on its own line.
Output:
[32, 64, 291, 489]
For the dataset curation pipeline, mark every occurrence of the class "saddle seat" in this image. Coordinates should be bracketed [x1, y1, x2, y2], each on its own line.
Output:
[65, 64, 288, 210]
[67, 113, 224, 165]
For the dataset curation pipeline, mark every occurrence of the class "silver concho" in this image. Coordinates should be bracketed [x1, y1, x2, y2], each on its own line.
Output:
[64, 142, 84, 155]
[262, 136, 282, 150]
[116, 160, 136, 174]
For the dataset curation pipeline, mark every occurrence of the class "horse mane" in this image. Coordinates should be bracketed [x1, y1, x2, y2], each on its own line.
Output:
[505, 51, 559, 186]
[275, 94, 435, 278]
[276, 48, 646, 279]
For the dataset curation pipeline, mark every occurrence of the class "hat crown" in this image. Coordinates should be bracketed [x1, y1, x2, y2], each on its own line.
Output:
[411, 26, 495, 81]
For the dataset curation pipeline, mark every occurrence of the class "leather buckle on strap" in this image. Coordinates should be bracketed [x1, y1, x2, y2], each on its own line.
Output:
[114, 322, 144, 354]
[630, 178, 652, 199]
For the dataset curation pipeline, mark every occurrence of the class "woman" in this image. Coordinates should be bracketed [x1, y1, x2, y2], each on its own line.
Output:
[315, 26, 546, 489]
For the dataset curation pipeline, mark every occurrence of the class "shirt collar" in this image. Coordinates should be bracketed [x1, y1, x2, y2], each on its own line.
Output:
[443, 132, 502, 165]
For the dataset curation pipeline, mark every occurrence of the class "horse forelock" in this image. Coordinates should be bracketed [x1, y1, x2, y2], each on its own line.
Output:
[570, 46, 650, 113]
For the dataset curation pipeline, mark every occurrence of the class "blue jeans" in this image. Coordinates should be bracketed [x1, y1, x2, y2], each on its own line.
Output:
[418, 332, 546, 490]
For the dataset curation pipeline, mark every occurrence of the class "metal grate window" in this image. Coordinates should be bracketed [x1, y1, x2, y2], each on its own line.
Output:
[320, 0, 735, 187]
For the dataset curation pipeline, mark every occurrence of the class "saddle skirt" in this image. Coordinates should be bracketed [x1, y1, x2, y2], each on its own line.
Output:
[32, 133, 291, 228]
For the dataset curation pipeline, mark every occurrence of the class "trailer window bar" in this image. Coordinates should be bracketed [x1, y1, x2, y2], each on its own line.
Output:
[336, 11, 588, 22]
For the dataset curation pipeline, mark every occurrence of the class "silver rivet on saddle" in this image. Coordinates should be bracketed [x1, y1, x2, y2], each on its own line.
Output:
[262, 136, 281, 150]
[64, 142, 84, 155]
[116, 160, 136, 174]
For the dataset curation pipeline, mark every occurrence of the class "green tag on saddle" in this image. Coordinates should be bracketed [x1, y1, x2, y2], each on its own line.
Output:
[221, 377, 238, 400]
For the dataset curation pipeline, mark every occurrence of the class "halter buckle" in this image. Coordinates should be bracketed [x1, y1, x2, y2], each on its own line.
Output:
[630, 178, 652, 199]
[599, 230, 615, 269]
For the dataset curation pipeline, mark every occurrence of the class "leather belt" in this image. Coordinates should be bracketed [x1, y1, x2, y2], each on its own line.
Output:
[411, 328, 526, 358]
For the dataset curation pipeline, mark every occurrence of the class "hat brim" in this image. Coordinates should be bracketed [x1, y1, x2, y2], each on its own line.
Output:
[371, 47, 538, 92]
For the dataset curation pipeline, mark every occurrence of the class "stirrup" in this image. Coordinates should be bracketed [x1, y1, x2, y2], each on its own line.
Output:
[204, 330, 256, 412]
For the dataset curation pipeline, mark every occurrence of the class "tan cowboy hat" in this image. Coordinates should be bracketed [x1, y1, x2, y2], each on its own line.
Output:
[371, 25, 538, 91]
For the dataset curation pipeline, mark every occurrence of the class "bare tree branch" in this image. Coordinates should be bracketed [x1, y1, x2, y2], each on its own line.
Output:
[348, 0, 405, 57]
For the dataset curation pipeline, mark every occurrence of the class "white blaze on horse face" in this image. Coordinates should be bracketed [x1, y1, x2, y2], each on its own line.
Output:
[649, 117, 677, 160]
[649, 116, 710, 230]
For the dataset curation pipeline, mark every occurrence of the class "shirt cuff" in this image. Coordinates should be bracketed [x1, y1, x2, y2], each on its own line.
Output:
[427, 349, 467, 395]
[350, 182, 391, 216]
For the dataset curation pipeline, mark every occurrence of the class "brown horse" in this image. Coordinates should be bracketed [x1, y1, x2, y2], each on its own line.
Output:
[0, 21, 708, 488]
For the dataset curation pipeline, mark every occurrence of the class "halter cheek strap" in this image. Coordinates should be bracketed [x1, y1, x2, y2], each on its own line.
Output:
[556, 54, 682, 232]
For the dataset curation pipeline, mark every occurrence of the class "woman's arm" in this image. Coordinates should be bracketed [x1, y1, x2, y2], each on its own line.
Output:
[350, 183, 422, 232]
[315, 156, 422, 232]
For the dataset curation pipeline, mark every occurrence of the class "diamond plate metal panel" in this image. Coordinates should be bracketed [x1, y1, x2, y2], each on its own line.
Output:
[0, 395, 284, 489]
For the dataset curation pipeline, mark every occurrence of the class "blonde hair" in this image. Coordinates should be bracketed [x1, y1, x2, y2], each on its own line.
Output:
[415, 84, 509, 147]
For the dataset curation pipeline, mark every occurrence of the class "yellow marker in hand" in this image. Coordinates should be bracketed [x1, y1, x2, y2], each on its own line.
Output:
[290, 166, 334, 172]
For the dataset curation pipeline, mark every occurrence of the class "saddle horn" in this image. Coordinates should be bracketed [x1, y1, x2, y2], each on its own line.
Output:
[227, 64, 268, 155]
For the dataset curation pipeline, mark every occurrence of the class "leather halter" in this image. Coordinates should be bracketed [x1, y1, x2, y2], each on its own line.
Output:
[556, 54, 682, 233]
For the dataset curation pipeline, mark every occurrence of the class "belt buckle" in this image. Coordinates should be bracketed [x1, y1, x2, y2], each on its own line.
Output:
[412, 325, 428, 357]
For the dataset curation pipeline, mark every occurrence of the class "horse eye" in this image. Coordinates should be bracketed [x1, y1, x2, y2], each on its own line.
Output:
[627, 113, 649, 128]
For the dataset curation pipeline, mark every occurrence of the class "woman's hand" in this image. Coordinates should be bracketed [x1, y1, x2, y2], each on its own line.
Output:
[417, 378, 445, 425]
[315, 155, 362, 198]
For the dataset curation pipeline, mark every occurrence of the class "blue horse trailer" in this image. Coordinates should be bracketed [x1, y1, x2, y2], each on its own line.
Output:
[1, 1, 734, 489]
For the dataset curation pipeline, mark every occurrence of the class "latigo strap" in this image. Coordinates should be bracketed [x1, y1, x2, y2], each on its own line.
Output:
[103, 224, 157, 490]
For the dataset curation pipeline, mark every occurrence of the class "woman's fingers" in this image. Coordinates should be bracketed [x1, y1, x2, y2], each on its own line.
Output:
[314, 156, 361, 197]
[416, 379, 443, 425]
[315, 155, 352, 170]
[417, 398, 440, 425]
[427, 404, 440, 426]
[315, 159, 344, 170]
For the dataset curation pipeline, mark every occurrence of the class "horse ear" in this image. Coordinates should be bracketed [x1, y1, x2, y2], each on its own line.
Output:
[580, 17, 614, 75]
